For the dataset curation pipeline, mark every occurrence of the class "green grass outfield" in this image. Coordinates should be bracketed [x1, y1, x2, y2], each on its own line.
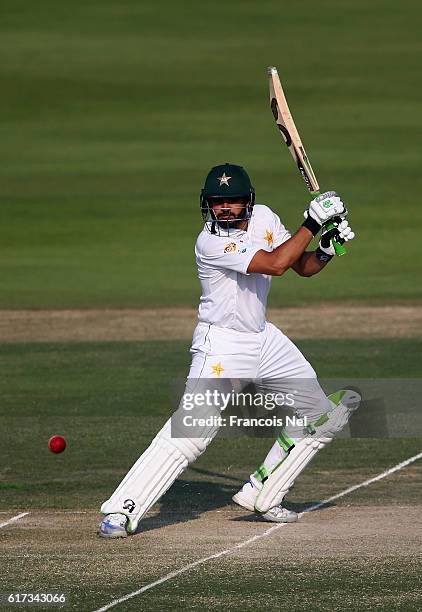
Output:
[0, 0, 421, 308]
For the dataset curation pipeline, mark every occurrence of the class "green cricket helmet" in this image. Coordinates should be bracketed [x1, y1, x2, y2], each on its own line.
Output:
[200, 163, 255, 234]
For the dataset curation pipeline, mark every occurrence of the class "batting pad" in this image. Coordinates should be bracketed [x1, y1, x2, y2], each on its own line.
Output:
[255, 389, 361, 513]
[100, 418, 213, 533]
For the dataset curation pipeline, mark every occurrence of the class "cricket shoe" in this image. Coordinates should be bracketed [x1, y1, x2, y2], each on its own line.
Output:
[98, 513, 128, 538]
[232, 481, 298, 523]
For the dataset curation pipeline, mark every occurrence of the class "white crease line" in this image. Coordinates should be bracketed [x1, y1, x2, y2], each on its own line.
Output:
[0, 512, 30, 529]
[93, 451, 422, 612]
[301, 450, 422, 513]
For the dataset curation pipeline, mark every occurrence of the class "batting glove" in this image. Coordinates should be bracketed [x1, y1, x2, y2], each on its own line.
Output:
[316, 219, 355, 261]
[302, 191, 347, 236]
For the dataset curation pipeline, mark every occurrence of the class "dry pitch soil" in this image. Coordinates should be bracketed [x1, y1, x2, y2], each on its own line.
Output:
[2, 498, 422, 610]
[0, 304, 421, 342]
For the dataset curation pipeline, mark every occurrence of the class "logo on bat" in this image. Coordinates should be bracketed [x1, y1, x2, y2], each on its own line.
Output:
[271, 98, 292, 147]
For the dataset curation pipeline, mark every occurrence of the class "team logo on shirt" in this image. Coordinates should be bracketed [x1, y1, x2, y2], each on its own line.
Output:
[264, 230, 273, 247]
[211, 361, 224, 376]
[223, 242, 237, 253]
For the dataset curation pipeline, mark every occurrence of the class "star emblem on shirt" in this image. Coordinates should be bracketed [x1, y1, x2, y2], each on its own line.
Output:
[217, 173, 231, 186]
[264, 230, 273, 247]
[211, 361, 224, 376]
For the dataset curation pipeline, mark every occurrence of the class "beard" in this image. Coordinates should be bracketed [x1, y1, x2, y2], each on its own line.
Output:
[214, 208, 247, 229]
[215, 217, 242, 229]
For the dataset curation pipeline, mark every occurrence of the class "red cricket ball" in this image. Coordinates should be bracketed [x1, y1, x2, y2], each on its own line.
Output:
[48, 435, 67, 454]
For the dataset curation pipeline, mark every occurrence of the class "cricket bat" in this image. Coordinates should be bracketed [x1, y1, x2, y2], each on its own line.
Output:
[267, 66, 346, 256]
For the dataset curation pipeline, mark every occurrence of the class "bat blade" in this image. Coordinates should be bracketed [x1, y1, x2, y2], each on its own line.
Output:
[267, 66, 347, 256]
[268, 66, 319, 194]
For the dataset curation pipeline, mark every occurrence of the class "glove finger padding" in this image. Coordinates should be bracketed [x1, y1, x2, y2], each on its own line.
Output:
[337, 220, 355, 241]
[318, 219, 356, 258]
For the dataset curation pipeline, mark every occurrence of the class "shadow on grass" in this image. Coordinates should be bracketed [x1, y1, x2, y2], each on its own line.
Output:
[188, 466, 244, 483]
[136, 472, 335, 534]
[137, 478, 237, 534]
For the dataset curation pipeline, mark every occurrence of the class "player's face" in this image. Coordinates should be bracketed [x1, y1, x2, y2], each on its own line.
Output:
[211, 200, 244, 219]
[210, 199, 249, 229]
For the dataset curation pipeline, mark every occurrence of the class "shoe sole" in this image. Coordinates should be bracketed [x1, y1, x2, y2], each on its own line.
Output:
[233, 492, 298, 523]
[97, 529, 128, 539]
[260, 511, 298, 523]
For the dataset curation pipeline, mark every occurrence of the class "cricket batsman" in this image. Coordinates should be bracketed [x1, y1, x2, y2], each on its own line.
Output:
[98, 163, 358, 538]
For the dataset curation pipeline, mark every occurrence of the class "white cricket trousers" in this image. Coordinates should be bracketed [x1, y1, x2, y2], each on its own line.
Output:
[100, 321, 331, 531]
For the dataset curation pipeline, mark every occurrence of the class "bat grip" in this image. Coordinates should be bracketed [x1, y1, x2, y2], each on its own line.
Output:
[312, 192, 347, 257]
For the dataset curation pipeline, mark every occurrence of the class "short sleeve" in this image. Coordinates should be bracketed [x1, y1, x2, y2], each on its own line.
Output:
[196, 237, 261, 275]
[272, 212, 291, 248]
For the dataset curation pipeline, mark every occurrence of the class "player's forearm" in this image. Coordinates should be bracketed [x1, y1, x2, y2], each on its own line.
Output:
[248, 227, 313, 276]
[273, 227, 317, 274]
[292, 251, 328, 277]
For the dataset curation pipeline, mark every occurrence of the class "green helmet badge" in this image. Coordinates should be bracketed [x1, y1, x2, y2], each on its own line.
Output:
[217, 172, 231, 186]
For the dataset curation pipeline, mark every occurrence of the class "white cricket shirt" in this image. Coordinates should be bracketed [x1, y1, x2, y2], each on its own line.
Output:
[195, 204, 291, 333]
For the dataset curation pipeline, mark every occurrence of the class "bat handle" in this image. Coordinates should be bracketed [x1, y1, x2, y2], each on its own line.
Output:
[312, 192, 347, 257]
